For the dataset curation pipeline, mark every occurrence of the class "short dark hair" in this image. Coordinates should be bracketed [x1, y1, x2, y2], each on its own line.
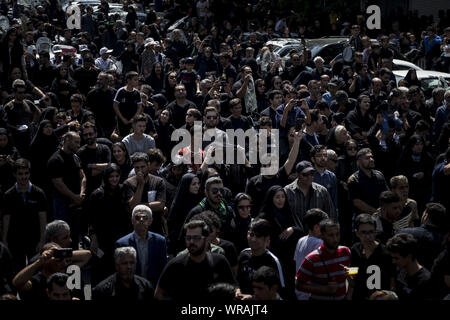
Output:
[319, 219, 339, 233]
[259, 116, 272, 128]
[252, 266, 280, 288]
[130, 152, 149, 164]
[249, 218, 271, 237]
[386, 233, 418, 259]
[13, 158, 31, 173]
[310, 144, 326, 159]
[70, 93, 83, 103]
[81, 121, 96, 133]
[46, 272, 69, 291]
[207, 283, 237, 301]
[356, 148, 372, 160]
[355, 213, 376, 230]
[303, 208, 329, 231]
[268, 90, 282, 101]
[147, 148, 166, 164]
[184, 219, 210, 237]
[132, 114, 147, 125]
[379, 191, 400, 206]
[424, 203, 447, 229]
[125, 71, 139, 81]
[205, 177, 223, 191]
[203, 211, 222, 233]
[190, 213, 214, 234]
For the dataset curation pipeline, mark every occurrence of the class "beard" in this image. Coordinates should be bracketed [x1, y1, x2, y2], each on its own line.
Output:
[188, 240, 206, 256]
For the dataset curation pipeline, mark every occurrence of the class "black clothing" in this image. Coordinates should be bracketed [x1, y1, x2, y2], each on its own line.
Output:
[157, 252, 235, 300]
[350, 242, 395, 300]
[47, 149, 82, 201]
[86, 87, 117, 138]
[166, 100, 197, 129]
[76, 144, 111, 196]
[92, 273, 154, 301]
[395, 267, 432, 300]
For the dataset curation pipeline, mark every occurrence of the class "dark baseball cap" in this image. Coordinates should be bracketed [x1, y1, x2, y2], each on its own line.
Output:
[296, 161, 315, 174]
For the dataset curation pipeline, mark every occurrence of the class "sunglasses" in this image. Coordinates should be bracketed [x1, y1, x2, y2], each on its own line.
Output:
[206, 115, 218, 120]
[134, 215, 149, 221]
[185, 235, 205, 242]
[211, 187, 224, 195]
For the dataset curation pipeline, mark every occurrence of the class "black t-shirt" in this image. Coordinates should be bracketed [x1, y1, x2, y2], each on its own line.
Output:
[114, 87, 142, 120]
[395, 267, 432, 300]
[47, 149, 82, 200]
[350, 242, 395, 300]
[237, 249, 285, 295]
[86, 87, 117, 129]
[19, 272, 48, 301]
[216, 238, 238, 268]
[157, 252, 236, 300]
[4, 100, 38, 126]
[76, 144, 111, 195]
[3, 184, 47, 244]
[73, 67, 99, 96]
[177, 70, 199, 100]
[166, 100, 197, 129]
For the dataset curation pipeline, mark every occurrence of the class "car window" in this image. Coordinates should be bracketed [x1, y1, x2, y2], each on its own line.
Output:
[316, 44, 344, 64]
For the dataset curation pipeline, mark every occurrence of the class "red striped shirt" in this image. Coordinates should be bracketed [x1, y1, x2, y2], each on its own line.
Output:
[296, 243, 351, 300]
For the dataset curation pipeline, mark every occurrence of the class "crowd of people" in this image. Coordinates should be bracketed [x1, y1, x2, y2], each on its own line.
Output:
[0, 0, 449, 301]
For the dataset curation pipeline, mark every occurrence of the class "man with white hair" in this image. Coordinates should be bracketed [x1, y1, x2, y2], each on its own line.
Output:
[92, 246, 154, 300]
[312, 56, 332, 81]
[115, 205, 167, 287]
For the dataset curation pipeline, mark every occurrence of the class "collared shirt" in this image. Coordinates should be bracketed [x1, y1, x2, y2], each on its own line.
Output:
[284, 180, 336, 222]
[133, 231, 149, 278]
[313, 170, 338, 211]
[95, 57, 114, 71]
[15, 181, 33, 202]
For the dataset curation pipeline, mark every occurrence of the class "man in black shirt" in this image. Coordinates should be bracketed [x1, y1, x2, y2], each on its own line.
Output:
[166, 84, 197, 129]
[92, 247, 154, 301]
[77, 122, 111, 196]
[47, 131, 87, 249]
[373, 191, 403, 244]
[228, 98, 253, 131]
[387, 233, 432, 300]
[125, 152, 167, 237]
[236, 219, 286, 299]
[73, 55, 99, 97]
[350, 214, 395, 300]
[2, 159, 47, 272]
[86, 72, 117, 139]
[155, 220, 235, 300]
[113, 71, 143, 137]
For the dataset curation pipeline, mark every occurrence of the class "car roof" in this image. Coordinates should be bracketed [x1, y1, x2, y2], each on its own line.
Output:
[392, 59, 423, 71]
[393, 70, 450, 79]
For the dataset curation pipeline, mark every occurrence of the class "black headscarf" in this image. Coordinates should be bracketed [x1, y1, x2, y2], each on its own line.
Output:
[258, 185, 303, 232]
[404, 68, 421, 87]
[167, 173, 202, 252]
[39, 107, 58, 126]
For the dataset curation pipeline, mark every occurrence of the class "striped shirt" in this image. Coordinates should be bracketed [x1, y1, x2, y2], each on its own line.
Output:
[296, 243, 351, 300]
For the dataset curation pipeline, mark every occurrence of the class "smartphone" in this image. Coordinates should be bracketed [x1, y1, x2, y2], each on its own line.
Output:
[53, 248, 73, 259]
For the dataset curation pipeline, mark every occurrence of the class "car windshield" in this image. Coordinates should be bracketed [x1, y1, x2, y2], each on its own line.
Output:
[421, 78, 449, 91]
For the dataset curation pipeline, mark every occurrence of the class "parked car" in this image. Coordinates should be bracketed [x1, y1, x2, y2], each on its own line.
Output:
[393, 69, 450, 98]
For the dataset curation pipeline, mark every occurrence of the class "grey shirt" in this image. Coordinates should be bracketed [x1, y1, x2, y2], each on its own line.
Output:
[284, 180, 336, 222]
[122, 133, 155, 156]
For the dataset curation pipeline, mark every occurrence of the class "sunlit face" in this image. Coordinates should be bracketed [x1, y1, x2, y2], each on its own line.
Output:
[237, 199, 251, 218]
[360, 97, 370, 112]
[113, 146, 125, 162]
[160, 110, 170, 124]
[393, 182, 409, 201]
[247, 230, 269, 252]
[273, 190, 285, 209]
[185, 227, 207, 256]
[43, 123, 53, 136]
[133, 160, 149, 177]
[321, 225, 340, 250]
[108, 171, 120, 187]
[189, 177, 200, 194]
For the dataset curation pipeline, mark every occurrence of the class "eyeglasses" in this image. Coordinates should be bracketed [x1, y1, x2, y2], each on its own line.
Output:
[248, 231, 262, 238]
[206, 115, 218, 120]
[238, 205, 251, 210]
[211, 187, 224, 195]
[185, 235, 205, 242]
[134, 215, 149, 221]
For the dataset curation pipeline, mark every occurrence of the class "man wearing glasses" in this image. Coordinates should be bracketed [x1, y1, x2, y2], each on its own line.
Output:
[184, 177, 234, 240]
[154, 220, 235, 300]
[284, 161, 336, 224]
[115, 205, 167, 287]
